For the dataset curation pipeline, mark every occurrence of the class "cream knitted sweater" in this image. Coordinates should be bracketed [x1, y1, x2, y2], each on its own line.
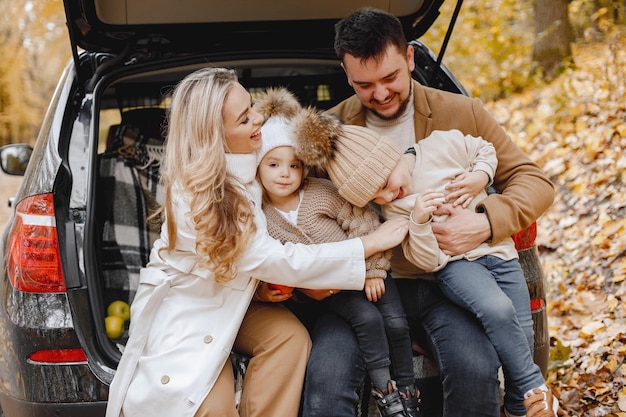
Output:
[264, 177, 390, 279]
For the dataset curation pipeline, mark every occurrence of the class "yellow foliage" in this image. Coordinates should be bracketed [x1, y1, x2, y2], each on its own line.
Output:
[0, 0, 68, 145]
[484, 30, 626, 415]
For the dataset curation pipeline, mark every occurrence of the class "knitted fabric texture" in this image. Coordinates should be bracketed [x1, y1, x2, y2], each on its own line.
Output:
[257, 116, 295, 166]
[329, 125, 403, 207]
[292, 108, 403, 208]
[263, 178, 391, 278]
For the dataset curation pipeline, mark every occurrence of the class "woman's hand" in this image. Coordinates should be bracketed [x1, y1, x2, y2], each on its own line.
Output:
[254, 282, 294, 302]
[360, 216, 409, 257]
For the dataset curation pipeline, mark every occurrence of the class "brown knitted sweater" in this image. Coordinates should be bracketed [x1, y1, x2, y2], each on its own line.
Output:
[263, 177, 391, 279]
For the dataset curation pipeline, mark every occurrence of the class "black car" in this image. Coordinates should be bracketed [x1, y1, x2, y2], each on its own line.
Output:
[0, 0, 549, 415]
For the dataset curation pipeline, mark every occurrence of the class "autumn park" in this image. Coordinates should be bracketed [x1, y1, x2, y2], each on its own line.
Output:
[1, 0, 626, 416]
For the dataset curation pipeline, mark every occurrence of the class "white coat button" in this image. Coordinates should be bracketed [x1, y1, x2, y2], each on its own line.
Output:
[161, 375, 170, 384]
[204, 335, 213, 344]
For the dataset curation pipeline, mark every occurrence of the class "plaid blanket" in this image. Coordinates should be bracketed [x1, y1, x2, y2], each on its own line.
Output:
[97, 122, 252, 407]
[97, 124, 164, 306]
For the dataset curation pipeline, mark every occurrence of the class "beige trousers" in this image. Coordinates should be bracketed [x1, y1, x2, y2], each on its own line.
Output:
[194, 301, 312, 417]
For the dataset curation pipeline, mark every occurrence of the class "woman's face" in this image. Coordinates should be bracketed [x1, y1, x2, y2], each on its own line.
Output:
[223, 83, 264, 154]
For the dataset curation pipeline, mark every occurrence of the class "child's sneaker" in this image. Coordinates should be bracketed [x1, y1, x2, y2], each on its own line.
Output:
[400, 385, 422, 417]
[372, 380, 407, 417]
[523, 385, 559, 417]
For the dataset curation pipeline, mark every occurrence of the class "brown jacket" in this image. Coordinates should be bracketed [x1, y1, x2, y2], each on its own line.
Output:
[329, 80, 555, 243]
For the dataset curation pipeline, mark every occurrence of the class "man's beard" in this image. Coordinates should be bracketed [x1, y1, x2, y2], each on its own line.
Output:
[369, 92, 411, 121]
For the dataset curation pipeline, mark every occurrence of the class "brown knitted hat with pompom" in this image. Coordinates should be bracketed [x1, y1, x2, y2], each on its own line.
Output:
[291, 107, 402, 207]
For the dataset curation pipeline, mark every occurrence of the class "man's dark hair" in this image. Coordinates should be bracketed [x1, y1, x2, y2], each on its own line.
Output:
[334, 7, 408, 63]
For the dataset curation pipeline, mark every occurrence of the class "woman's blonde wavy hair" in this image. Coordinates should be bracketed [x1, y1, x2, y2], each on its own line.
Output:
[157, 67, 257, 282]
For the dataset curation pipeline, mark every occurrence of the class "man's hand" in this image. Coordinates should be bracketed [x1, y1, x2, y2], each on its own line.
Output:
[431, 204, 491, 256]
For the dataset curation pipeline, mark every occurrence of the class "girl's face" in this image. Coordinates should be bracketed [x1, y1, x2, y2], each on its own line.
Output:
[258, 146, 304, 204]
[223, 83, 264, 154]
[371, 154, 414, 204]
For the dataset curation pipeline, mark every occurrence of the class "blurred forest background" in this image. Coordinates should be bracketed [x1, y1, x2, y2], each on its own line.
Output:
[1, 0, 626, 416]
[0, 1, 68, 144]
[0, 0, 613, 146]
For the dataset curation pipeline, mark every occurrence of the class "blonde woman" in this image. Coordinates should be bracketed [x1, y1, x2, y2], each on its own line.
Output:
[105, 67, 409, 417]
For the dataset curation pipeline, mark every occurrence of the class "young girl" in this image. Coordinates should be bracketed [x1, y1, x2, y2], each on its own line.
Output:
[104, 67, 409, 417]
[253, 87, 420, 417]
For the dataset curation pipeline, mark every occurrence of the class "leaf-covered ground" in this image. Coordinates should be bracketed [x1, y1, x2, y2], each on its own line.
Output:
[485, 36, 626, 416]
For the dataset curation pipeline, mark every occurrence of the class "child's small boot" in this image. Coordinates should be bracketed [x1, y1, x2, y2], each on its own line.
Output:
[400, 385, 422, 417]
[372, 380, 407, 417]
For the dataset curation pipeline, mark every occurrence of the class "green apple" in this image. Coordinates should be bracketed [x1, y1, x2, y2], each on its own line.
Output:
[107, 300, 131, 322]
[105, 315, 125, 339]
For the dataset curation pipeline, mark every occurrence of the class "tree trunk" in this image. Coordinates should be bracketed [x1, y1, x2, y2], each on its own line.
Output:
[532, 0, 574, 81]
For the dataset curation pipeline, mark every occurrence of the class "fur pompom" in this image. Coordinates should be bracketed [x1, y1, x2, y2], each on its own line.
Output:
[291, 107, 343, 169]
[254, 87, 301, 119]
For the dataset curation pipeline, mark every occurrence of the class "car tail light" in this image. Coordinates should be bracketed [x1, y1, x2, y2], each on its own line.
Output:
[6, 193, 66, 292]
[29, 348, 87, 364]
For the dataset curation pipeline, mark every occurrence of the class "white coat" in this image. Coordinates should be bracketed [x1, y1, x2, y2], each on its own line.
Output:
[105, 153, 366, 417]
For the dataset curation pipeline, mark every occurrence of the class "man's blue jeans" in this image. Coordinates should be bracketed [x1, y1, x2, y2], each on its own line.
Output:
[301, 279, 503, 417]
[436, 256, 543, 415]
